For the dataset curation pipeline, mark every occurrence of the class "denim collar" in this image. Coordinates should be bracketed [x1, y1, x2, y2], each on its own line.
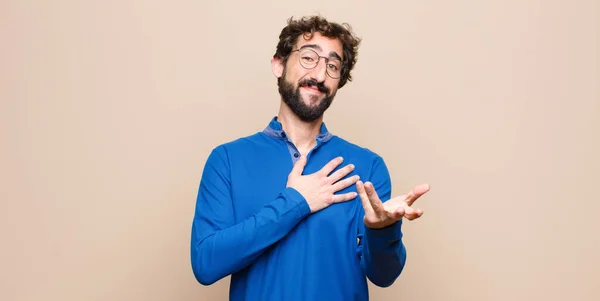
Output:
[262, 116, 333, 143]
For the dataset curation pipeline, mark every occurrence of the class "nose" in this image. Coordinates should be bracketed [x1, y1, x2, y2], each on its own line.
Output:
[310, 57, 328, 83]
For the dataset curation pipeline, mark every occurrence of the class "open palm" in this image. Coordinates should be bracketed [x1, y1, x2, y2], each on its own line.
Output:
[356, 181, 430, 229]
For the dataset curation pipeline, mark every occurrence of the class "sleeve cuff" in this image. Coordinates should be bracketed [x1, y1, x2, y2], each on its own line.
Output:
[281, 187, 311, 219]
[364, 220, 403, 240]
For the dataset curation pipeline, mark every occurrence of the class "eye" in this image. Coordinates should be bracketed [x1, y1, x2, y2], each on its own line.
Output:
[302, 56, 315, 62]
[327, 63, 339, 70]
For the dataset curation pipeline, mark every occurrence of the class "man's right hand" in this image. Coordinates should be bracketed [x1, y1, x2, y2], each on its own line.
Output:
[286, 155, 360, 213]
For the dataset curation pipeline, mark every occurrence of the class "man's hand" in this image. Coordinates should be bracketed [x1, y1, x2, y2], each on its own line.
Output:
[356, 181, 430, 229]
[287, 155, 360, 213]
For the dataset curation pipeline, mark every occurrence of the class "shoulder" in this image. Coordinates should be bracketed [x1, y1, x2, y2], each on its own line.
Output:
[211, 131, 266, 152]
[206, 131, 272, 162]
[330, 135, 385, 163]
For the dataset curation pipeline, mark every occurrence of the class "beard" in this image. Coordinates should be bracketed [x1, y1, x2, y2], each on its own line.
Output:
[277, 71, 335, 122]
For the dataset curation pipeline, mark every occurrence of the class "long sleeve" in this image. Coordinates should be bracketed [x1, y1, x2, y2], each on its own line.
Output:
[357, 155, 407, 287]
[190, 145, 311, 285]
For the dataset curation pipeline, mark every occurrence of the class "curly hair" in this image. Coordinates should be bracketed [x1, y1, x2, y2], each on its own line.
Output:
[273, 15, 362, 88]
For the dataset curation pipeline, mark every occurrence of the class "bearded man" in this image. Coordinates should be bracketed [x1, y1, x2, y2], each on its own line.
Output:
[190, 15, 430, 301]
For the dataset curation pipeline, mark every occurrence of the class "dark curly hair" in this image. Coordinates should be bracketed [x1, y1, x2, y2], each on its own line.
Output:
[273, 15, 362, 88]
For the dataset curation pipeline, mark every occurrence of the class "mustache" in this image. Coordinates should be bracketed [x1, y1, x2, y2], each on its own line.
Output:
[299, 79, 329, 94]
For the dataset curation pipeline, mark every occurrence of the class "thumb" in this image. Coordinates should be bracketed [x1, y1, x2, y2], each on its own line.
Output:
[290, 154, 307, 176]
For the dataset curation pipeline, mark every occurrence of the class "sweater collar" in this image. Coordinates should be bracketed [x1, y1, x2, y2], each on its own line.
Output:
[262, 116, 333, 143]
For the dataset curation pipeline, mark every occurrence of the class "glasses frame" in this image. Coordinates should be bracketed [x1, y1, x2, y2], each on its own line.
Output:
[290, 48, 343, 79]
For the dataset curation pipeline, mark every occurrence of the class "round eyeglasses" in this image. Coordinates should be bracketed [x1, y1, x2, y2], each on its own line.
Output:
[291, 48, 342, 79]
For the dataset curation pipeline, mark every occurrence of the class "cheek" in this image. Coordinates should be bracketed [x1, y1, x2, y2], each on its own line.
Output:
[284, 70, 303, 83]
[326, 80, 339, 92]
[284, 63, 303, 76]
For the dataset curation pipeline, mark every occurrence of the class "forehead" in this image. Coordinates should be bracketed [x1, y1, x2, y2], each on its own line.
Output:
[295, 32, 343, 61]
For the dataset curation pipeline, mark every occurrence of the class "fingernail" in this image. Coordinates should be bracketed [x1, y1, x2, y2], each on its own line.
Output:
[349, 164, 355, 170]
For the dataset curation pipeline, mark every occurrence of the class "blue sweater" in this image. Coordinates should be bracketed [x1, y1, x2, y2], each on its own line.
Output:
[190, 117, 407, 300]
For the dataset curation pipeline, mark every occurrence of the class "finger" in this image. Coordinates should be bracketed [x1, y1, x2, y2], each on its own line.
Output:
[290, 154, 307, 176]
[319, 157, 344, 176]
[356, 181, 374, 215]
[364, 182, 384, 213]
[332, 191, 358, 204]
[392, 206, 405, 220]
[327, 163, 355, 184]
[331, 175, 360, 192]
[402, 206, 423, 221]
[405, 184, 430, 206]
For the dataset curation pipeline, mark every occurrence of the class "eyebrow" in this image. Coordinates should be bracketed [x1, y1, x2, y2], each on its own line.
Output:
[299, 44, 342, 61]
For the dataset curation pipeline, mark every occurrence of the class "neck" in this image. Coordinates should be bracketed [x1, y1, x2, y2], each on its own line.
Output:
[277, 102, 323, 155]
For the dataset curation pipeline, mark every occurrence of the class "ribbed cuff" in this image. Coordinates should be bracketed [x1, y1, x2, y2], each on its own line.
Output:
[364, 220, 403, 239]
[281, 187, 311, 219]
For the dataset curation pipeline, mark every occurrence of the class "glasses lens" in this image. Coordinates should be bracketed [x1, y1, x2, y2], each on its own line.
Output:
[326, 60, 342, 79]
[299, 49, 318, 68]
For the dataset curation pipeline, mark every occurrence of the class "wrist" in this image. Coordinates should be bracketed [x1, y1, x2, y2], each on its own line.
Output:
[364, 218, 397, 230]
[364, 220, 403, 238]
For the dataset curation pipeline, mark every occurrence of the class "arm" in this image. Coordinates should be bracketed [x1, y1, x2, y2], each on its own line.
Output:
[190, 145, 311, 285]
[357, 156, 407, 287]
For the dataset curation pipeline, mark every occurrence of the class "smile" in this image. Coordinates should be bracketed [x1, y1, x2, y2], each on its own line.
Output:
[301, 86, 323, 94]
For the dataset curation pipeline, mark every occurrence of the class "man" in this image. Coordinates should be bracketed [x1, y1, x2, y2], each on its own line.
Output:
[190, 15, 430, 301]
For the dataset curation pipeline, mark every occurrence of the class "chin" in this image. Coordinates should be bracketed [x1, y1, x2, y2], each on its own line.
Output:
[300, 93, 323, 105]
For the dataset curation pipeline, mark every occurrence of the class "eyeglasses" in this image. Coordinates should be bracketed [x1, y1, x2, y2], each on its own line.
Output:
[291, 48, 342, 79]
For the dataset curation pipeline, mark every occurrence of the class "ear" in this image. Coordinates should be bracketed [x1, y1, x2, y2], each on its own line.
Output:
[271, 57, 284, 78]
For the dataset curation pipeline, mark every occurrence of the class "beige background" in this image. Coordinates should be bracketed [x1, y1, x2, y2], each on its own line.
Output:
[1, 0, 599, 300]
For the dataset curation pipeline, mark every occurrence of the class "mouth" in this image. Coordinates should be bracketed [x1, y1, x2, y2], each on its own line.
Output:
[301, 85, 323, 94]
[297, 78, 330, 97]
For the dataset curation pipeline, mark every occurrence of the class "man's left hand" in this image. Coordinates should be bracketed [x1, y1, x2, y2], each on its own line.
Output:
[356, 181, 430, 229]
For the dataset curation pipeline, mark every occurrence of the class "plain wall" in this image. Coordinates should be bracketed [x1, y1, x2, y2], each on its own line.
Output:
[1, 0, 599, 300]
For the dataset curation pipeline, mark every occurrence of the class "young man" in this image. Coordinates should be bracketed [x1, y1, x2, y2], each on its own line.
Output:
[190, 15, 430, 301]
